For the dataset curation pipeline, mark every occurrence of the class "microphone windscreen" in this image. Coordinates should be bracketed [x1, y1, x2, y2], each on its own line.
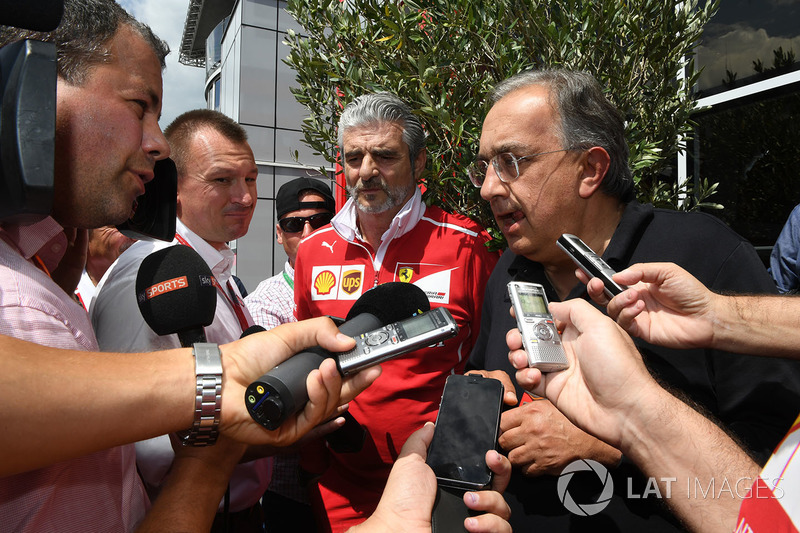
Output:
[345, 282, 430, 324]
[241, 325, 266, 338]
[0, 0, 64, 32]
[135, 245, 217, 336]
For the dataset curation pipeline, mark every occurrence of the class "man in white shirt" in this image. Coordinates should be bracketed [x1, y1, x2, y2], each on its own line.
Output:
[92, 108, 268, 532]
[75, 225, 136, 310]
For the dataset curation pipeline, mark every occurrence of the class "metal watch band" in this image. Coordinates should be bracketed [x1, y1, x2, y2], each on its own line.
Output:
[182, 342, 223, 447]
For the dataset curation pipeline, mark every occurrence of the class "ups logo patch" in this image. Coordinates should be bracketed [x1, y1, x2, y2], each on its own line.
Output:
[341, 269, 363, 294]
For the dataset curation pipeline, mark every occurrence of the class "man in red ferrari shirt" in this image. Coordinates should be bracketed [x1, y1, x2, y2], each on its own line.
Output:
[293, 91, 499, 532]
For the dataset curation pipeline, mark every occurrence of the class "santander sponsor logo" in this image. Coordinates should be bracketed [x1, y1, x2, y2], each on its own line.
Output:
[145, 275, 188, 300]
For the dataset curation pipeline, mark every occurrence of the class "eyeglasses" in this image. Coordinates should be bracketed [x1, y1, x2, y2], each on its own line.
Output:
[468, 149, 572, 187]
[278, 212, 333, 233]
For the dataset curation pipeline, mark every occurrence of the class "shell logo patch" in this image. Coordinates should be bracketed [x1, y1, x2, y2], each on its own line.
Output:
[310, 265, 365, 301]
[398, 267, 414, 283]
[314, 270, 336, 295]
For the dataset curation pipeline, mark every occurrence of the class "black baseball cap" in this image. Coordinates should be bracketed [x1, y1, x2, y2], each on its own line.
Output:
[276, 177, 335, 219]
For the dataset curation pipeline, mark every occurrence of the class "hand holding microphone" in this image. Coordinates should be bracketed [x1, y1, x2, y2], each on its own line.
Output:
[246, 282, 459, 430]
[134, 247, 456, 435]
[134, 245, 381, 447]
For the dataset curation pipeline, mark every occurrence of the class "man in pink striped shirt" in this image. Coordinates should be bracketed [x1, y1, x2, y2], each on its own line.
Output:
[0, 1, 170, 530]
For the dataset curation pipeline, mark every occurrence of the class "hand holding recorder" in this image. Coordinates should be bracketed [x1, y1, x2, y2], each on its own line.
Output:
[246, 282, 458, 430]
[557, 233, 627, 300]
[508, 298, 660, 450]
[216, 319, 383, 447]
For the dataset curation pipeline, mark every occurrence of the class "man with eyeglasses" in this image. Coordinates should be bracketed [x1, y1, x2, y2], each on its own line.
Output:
[92, 109, 270, 532]
[465, 69, 800, 531]
[292, 92, 499, 531]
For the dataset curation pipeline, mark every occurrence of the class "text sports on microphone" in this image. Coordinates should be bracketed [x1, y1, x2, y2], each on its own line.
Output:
[245, 282, 458, 430]
[135, 245, 217, 347]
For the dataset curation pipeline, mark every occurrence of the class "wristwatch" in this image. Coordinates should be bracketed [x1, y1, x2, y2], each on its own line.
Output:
[181, 342, 223, 446]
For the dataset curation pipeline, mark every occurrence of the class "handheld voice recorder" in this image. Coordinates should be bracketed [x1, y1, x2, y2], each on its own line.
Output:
[336, 306, 459, 375]
[245, 307, 458, 430]
[557, 233, 627, 299]
[507, 281, 569, 372]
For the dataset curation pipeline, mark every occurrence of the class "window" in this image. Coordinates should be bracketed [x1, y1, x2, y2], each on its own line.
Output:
[689, 0, 800, 263]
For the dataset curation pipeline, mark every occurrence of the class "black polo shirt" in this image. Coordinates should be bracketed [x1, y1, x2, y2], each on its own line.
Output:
[468, 201, 800, 531]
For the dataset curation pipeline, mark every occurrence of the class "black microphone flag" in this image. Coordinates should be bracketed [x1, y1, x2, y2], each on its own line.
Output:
[135, 245, 217, 347]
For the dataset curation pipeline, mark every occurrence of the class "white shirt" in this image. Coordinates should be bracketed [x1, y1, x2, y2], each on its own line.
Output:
[75, 270, 97, 311]
[91, 218, 272, 512]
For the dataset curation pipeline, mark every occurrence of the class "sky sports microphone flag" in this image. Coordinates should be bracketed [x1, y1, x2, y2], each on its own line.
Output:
[135, 245, 217, 347]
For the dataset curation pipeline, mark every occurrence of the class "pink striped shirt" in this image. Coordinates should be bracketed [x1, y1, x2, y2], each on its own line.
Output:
[0, 218, 148, 532]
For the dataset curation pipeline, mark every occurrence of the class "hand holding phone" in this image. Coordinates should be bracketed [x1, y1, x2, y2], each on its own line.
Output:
[507, 281, 569, 372]
[426, 374, 504, 532]
[426, 374, 504, 490]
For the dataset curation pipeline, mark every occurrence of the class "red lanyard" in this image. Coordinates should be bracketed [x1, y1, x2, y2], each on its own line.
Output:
[32, 253, 51, 277]
[173, 233, 250, 332]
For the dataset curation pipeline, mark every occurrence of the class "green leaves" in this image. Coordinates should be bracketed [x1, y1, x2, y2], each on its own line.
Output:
[284, 0, 719, 247]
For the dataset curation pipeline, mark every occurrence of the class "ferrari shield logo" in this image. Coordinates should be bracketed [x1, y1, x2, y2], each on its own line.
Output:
[398, 267, 414, 283]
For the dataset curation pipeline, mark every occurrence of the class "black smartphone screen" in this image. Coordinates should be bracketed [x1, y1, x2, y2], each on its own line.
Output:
[426, 374, 504, 490]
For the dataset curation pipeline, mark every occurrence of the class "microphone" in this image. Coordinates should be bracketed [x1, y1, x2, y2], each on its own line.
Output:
[246, 282, 429, 430]
[135, 245, 217, 347]
[0, 0, 64, 32]
[241, 325, 266, 338]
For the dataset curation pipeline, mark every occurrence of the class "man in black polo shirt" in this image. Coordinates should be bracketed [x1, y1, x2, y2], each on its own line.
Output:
[467, 68, 800, 531]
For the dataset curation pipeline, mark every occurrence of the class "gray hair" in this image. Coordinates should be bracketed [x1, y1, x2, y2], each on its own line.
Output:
[491, 69, 634, 201]
[0, 0, 169, 85]
[338, 92, 428, 173]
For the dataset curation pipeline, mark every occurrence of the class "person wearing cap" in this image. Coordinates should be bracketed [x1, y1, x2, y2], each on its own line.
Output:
[246, 177, 335, 330]
[91, 109, 269, 532]
[245, 176, 335, 530]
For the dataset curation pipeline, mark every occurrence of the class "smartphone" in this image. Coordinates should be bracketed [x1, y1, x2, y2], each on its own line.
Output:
[557, 233, 627, 298]
[426, 374, 504, 490]
[507, 281, 569, 372]
[336, 307, 459, 375]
